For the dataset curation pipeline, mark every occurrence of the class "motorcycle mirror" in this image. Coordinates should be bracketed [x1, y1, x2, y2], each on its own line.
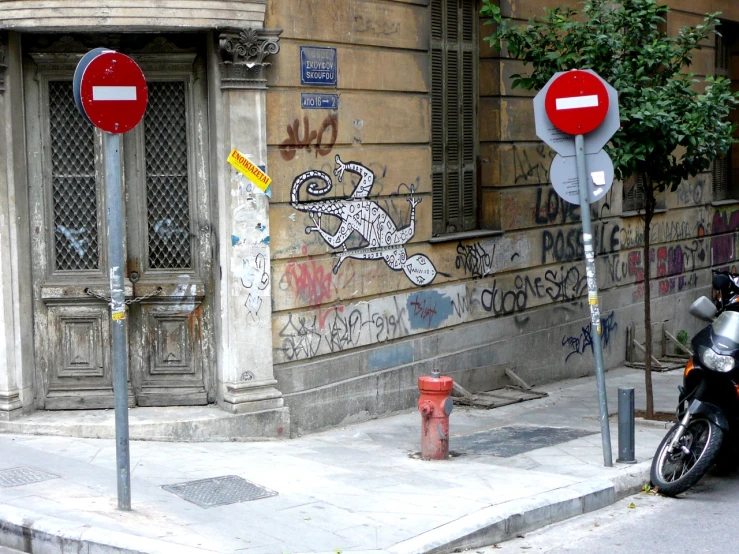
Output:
[689, 296, 718, 322]
[713, 273, 730, 290]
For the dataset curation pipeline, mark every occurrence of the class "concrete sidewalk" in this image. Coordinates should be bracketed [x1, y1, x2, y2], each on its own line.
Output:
[0, 366, 682, 554]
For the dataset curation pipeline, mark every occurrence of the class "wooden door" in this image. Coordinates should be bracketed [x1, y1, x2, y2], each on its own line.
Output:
[25, 39, 214, 409]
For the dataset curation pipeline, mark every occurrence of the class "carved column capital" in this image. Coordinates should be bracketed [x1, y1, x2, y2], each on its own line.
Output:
[217, 28, 282, 90]
[0, 34, 8, 93]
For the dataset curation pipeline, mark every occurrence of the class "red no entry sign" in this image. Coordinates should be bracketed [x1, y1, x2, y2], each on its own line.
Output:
[76, 51, 148, 134]
[544, 70, 609, 136]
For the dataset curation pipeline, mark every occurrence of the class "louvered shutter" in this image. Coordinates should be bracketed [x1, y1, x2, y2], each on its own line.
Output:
[461, 1, 476, 230]
[624, 174, 644, 211]
[716, 32, 729, 77]
[714, 156, 729, 201]
[431, 0, 478, 235]
[714, 32, 730, 201]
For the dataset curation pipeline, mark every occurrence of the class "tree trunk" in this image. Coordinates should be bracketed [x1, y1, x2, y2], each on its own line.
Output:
[643, 173, 655, 419]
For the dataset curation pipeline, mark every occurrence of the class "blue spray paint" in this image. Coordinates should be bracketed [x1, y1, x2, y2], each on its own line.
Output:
[407, 289, 454, 330]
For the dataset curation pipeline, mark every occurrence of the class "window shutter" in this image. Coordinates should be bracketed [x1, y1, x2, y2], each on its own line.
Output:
[623, 174, 644, 211]
[713, 30, 732, 201]
[431, 0, 446, 234]
[714, 156, 729, 201]
[716, 32, 729, 77]
[431, 0, 478, 235]
[446, 45, 461, 231]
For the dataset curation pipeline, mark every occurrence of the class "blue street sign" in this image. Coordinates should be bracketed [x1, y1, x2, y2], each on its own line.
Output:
[300, 46, 337, 86]
[301, 93, 339, 110]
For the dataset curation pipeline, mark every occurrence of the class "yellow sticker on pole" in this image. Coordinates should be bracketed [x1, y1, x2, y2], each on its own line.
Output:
[227, 149, 272, 193]
[112, 310, 126, 321]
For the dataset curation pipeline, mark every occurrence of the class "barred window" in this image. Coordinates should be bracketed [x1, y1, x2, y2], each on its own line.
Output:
[144, 81, 192, 269]
[49, 81, 100, 271]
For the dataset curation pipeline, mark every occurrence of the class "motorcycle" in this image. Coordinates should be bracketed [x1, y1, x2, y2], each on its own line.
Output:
[650, 272, 739, 496]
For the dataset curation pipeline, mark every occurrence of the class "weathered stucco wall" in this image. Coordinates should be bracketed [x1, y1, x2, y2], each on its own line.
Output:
[264, 0, 739, 435]
[0, 1, 266, 31]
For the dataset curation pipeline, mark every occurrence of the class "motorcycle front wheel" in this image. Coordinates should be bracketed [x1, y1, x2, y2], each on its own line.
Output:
[650, 417, 723, 496]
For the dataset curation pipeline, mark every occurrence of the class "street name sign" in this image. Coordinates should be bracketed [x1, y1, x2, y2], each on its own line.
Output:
[301, 92, 339, 110]
[300, 46, 337, 86]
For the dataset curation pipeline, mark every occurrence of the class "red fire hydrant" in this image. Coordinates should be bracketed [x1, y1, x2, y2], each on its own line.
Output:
[418, 371, 454, 460]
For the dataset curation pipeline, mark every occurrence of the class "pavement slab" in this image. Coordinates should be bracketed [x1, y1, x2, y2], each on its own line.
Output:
[0, 366, 683, 553]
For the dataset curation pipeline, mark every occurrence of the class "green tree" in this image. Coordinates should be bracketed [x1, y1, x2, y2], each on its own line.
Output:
[481, 0, 739, 418]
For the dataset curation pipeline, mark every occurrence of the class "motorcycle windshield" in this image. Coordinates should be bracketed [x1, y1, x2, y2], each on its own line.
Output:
[711, 311, 739, 351]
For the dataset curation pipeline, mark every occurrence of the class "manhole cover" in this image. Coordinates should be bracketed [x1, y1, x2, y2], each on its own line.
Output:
[454, 426, 596, 457]
[162, 475, 277, 508]
[0, 467, 59, 487]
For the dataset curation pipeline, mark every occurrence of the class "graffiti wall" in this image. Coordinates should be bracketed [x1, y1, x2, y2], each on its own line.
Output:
[271, 179, 725, 365]
[262, 0, 739, 434]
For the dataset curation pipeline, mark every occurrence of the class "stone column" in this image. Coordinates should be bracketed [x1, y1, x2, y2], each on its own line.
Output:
[211, 28, 288, 418]
[0, 32, 26, 419]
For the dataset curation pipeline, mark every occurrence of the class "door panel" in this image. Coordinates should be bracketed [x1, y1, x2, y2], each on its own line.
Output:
[26, 35, 214, 409]
[125, 72, 211, 406]
[44, 303, 118, 409]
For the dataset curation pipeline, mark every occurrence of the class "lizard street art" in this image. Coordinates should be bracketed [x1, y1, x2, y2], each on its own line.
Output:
[291, 155, 440, 286]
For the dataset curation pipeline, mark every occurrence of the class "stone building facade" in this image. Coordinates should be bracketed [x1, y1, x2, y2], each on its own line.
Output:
[0, 0, 737, 436]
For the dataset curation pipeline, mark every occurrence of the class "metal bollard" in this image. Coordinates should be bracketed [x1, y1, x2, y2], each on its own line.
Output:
[616, 387, 637, 464]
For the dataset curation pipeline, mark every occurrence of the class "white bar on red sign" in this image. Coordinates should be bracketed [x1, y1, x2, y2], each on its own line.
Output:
[556, 95, 599, 110]
[92, 86, 137, 101]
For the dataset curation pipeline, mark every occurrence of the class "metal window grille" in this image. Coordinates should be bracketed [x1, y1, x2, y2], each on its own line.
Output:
[49, 81, 99, 271]
[431, 0, 478, 235]
[145, 81, 192, 269]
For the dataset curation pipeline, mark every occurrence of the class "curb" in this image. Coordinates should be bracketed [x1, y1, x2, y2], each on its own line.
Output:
[387, 461, 651, 554]
[0, 464, 653, 554]
[0, 504, 210, 554]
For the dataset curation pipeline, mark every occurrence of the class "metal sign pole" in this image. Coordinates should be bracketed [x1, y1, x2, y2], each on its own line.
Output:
[575, 133, 613, 467]
[104, 131, 132, 509]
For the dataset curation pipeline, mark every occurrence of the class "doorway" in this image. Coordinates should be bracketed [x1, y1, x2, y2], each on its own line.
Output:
[24, 35, 215, 409]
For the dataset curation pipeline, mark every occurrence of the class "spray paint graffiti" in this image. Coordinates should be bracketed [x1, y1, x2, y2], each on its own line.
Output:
[291, 155, 440, 286]
[55, 225, 89, 257]
[455, 241, 494, 279]
[561, 312, 618, 362]
[279, 115, 338, 161]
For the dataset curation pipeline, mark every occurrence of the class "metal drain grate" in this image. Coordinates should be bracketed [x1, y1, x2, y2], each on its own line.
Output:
[162, 475, 277, 508]
[0, 467, 59, 487]
[454, 426, 596, 457]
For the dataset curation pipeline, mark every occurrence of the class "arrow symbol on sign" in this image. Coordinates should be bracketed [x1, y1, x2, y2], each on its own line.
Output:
[92, 86, 137, 101]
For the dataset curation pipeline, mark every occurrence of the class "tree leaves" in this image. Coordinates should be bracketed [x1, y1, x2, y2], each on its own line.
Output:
[483, 0, 739, 191]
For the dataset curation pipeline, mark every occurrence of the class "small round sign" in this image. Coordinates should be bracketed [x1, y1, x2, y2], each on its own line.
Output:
[544, 70, 609, 136]
[78, 51, 148, 134]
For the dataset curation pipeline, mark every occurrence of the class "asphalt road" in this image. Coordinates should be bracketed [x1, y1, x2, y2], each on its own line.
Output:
[471, 471, 739, 554]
